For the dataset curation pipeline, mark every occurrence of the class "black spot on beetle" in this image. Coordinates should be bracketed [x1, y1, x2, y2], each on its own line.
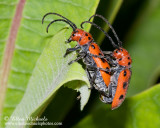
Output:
[120, 49, 123, 51]
[124, 70, 127, 76]
[85, 33, 88, 36]
[123, 82, 127, 89]
[116, 50, 118, 53]
[79, 37, 82, 42]
[88, 37, 91, 40]
[106, 72, 111, 75]
[101, 58, 106, 63]
[119, 95, 124, 100]
[72, 34, 75, 37]
[91, 45, 95, 49]
[128, 62, 131, 65]
[128, 57, 130, 60]
[119, 58, 122, 61]
[106, 67, 109, 70]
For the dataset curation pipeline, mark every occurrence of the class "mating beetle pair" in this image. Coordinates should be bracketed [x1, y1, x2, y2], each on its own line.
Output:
[42, 13, 132, 110]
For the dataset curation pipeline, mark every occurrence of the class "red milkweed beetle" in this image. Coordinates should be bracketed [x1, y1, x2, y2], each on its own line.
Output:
[86, 14, 132, 110]
[42, 13, 113, 96]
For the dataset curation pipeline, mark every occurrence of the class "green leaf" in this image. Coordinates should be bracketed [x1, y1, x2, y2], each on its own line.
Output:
[0, 0, 100, 127]
[5, 29, 90, 127]
[75, 84, 160, 128]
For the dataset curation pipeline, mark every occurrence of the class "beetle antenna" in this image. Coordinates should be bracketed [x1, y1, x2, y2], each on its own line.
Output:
[89, 14, 122, 47]
[42, 12, 77, 32]
[46, 19, 76, 33]
[81, 21, 119, 48]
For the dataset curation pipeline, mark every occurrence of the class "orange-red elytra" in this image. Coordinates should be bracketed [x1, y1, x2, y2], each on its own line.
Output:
[111, 69, 131, 110]
[89, 43, 111, 87]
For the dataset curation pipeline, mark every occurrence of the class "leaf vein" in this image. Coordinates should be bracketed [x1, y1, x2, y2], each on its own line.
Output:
[15, 45, 42, 54]
[22, 24, 45, 37]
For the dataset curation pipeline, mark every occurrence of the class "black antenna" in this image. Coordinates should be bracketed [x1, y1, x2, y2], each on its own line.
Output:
[46, 19, 76, 33]
[42, 12, 77, 32]
[89, 14, 122, 47]
[81, 21, 119, 48]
